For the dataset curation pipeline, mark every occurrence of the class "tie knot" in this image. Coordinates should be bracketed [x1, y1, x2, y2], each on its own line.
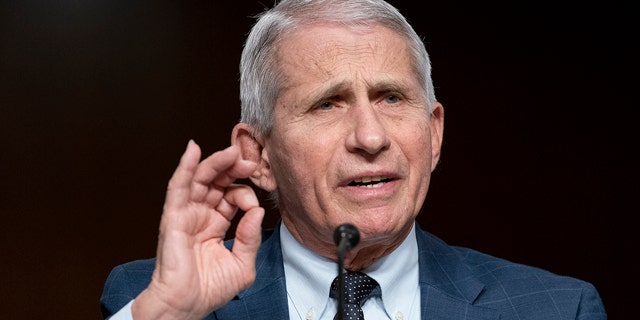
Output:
[331, 271, 379, 305]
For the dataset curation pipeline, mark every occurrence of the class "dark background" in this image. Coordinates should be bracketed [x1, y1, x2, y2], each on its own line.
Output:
[0, 0, 634, 319]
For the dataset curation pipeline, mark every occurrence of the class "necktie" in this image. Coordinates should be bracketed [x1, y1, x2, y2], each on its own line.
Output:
[330, 270, 379, 320]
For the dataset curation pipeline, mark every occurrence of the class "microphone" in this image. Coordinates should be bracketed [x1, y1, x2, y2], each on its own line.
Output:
[333, 223, 360, 320]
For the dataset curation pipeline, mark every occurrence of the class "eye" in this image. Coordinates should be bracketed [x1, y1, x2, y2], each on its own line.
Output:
[384, 94, 400, 104]
[317, 101, 335, 110]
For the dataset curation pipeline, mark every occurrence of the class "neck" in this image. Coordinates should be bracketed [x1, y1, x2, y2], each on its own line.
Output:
[282, 218, 412, 271]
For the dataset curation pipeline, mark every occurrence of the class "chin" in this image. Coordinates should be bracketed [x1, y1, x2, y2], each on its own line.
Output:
[357, 219, 406, 241]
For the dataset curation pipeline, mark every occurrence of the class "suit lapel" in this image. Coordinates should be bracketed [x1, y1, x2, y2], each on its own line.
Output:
[214, 222, 501, 319]
[213, 225, 289, 320]
[416, 225, 499, 320]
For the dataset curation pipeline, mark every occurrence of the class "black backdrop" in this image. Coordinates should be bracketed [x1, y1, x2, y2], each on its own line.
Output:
[0, 0, 634, 318]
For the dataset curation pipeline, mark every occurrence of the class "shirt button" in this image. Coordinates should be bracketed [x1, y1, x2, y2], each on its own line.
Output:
[305, 308, 315, 320]
[395, 311, 404, 320]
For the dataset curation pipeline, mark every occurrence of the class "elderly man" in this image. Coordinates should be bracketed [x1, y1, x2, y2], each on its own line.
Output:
[100, 0, 607, 319]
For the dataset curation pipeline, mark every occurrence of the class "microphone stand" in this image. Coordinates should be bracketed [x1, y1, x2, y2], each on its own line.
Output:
[334, 223, 360, 320]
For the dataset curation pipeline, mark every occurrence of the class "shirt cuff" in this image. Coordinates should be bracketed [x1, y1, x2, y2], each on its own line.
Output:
[108, 300, 134, 320]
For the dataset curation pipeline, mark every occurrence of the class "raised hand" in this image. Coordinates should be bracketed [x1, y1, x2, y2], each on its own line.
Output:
[132, 140, 265, 320]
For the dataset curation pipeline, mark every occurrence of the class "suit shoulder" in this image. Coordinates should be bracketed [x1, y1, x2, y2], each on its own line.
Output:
[100, 258, 156, 318]
[452, 245, 584, 285]
[451, 246, 606, 317]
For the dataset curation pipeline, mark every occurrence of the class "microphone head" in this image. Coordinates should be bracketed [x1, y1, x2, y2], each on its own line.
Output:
[333, 223, 360, 250]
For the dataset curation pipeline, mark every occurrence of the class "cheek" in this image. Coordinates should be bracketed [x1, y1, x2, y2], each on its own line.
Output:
[294, 123, 336, 159]
[397, 120, 431, 152]
[398, 122, 434, 182]
[270, 132, 327, 190]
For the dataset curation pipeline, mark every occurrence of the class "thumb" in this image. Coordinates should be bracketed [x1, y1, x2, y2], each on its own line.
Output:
[231, 207, 265, 269]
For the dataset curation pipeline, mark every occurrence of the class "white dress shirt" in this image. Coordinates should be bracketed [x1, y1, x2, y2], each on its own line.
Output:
[282, 223, 420, 320]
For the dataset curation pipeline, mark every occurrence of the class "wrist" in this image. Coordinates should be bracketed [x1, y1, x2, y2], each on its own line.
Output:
[131, 287, 204, 320]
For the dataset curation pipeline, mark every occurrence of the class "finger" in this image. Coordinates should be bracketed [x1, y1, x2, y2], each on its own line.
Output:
[219, 186, 263, 268]
[214, 184, 259, 222]
[231, 206, 265, 270]
[211, 158, 258, 187]
[163, 140, 202, 212]
[196, 145, 257, 186]
[185, 146, 245, 202]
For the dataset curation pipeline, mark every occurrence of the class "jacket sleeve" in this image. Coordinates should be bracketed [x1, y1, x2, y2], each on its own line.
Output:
[99, 259, 155, 319]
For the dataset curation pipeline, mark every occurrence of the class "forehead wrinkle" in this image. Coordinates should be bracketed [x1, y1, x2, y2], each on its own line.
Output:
[293, 28, 385, 75]
[307, 80, 352, 103]
[277, 25, 417, 109]
[305, 75, 414, 107]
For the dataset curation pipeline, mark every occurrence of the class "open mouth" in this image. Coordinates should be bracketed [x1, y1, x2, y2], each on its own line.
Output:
[348, 176, 393, 188]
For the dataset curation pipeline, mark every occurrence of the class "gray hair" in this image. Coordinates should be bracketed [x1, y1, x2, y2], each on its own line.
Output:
[239, 0, 436, 138]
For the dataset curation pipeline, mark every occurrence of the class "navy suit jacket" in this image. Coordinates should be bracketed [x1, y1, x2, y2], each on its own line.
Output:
[101, 222, 606, 319]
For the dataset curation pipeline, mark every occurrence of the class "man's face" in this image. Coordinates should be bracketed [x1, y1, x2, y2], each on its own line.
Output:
[259, 24, 443, 253]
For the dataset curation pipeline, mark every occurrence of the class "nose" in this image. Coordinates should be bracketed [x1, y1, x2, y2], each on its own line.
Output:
[345, 103, 390, 155]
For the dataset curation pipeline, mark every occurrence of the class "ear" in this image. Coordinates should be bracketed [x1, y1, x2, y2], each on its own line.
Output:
[429, 102, 444, 172]
[231, 123, 278, 192]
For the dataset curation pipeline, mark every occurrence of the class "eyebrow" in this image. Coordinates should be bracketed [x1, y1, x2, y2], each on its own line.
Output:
[306, 79, 408, 104]
[306, 80, 352, 104]
[367, 80, 408, 96]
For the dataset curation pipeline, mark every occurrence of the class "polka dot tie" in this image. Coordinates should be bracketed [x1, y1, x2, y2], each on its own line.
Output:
[330, 271, 379, 320]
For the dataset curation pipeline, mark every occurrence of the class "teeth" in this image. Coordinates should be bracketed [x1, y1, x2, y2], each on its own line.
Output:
[363, 181, 384, 188]
[350, 176, 388, 188]
[354, 176, 382, 183]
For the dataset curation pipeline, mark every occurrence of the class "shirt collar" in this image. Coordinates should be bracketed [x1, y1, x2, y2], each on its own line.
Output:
[364, 223, 420, 318]
[281, 223, 337, 319]
[281, 222, 420, 319]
